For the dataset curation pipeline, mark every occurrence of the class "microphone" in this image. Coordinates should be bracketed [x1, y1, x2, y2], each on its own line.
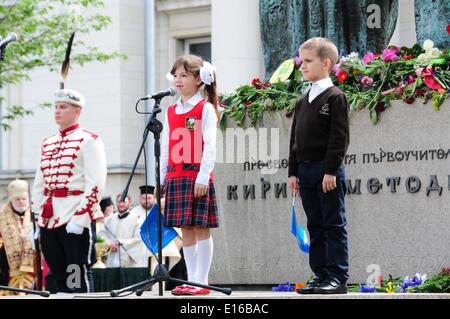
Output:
[141, 87, 177, 100]
[0, 32, 18, 49]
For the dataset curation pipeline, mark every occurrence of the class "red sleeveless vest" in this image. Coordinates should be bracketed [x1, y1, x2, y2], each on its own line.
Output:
[166, 99, 213, 181]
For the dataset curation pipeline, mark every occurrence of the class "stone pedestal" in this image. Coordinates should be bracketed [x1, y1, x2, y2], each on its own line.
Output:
[211, 100, 450, 285]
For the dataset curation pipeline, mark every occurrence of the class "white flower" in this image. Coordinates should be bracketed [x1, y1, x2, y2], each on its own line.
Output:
[429, 47, 441, 58]
[341, 52, 360, 63]
[416, 53, 429, 64]
[420, 274, 427, 283]
[423, 39, 434, 51]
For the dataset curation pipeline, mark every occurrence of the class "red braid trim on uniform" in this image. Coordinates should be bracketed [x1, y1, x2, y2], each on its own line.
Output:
[73, 186, 100, 220]
[82, 129, 98, 139]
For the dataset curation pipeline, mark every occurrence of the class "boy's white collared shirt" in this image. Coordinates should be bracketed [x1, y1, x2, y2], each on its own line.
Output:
[308, 77, 334, 103]
[160, 91, 217, 186]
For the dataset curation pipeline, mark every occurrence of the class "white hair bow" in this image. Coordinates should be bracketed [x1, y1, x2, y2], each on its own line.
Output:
[199, 61, 216, 85]
[166, 72, 174, 82]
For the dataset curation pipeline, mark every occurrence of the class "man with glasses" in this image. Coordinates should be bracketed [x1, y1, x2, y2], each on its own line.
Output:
[31, 89, 107, 293]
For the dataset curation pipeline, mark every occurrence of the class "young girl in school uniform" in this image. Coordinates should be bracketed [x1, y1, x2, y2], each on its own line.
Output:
[160, 54, 219, 296]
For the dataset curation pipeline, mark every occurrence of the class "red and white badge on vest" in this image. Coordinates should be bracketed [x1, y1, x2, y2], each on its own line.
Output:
[185, 116, 197, 130]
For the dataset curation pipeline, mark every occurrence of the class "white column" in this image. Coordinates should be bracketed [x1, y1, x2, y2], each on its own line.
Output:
[211, 0, 264, 94]
[144, 0, 156, 187]
[389, 0, 416, 47]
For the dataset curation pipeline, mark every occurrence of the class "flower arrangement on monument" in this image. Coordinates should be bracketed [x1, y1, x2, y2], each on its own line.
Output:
[221, 38, 450, 128]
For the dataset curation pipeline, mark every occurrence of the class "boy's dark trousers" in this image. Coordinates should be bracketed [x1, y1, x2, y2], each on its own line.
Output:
[297, 161, 349, 283]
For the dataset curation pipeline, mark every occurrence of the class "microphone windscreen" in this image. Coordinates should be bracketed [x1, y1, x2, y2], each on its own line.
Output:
[9, 32, 18, 41]
[168, 87, 177, 96]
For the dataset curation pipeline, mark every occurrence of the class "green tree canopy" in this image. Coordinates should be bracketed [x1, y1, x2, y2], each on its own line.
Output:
[0, 0, 126, 130]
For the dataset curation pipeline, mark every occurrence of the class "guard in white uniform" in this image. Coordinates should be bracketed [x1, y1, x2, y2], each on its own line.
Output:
[32, 89, 106, 293]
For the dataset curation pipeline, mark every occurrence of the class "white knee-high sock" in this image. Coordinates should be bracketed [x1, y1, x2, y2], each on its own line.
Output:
[183, 244, 198, 283]
[196, 237, 214, 285]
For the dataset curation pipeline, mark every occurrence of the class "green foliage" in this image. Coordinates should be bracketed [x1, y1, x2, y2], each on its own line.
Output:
[96, 235, 107, 244]
[412, 268, 450, 293]
[349, 269, 450, 294]
[220, 76, 307, 129]
[348, 274, 403, 293]
[0, 0, 127, 130]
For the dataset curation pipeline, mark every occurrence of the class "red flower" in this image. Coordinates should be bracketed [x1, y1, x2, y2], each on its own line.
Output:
[374, 53, 380, 59]
[407, 75, 416, 84]
[262, 82, 270, 88]
[337, 70, 348, 83]
[447, 24, 450, 34]
[421, 66, 445, 93]
[375, 103, 386, 113]
[424, 76, 445, 93]
[251, 78, 262, 88]
[244, 101, 252, 108]
[414, 88, 425, 97]
[402, 55, 414, 60]
[403, 96, 415, 104]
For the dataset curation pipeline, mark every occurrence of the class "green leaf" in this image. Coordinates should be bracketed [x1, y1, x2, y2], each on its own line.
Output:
[434, 76, 447, 89]
[234, 109, 246, 126]
[219, 112, 228, 131]
[429, 58, 446, 65]
[294, 68, 302, 82]
[432, 92, 447, 111]
[416, 76, 423, 87]
[370, 109, 378, 124]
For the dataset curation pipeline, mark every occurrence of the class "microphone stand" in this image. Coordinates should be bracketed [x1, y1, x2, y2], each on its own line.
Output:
[0, 285, 51, 297]
[0, 39, 4, 61]
[110, 97, 231, 297]
[0, 39, 6, 61]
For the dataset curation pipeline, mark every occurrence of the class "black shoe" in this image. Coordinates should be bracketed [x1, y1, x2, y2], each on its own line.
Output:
[296, 278, 323, 294]
[314, 278, 347, 294]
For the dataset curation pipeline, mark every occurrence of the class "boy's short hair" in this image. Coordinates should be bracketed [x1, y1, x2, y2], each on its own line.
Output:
[299, 37, 339, 69]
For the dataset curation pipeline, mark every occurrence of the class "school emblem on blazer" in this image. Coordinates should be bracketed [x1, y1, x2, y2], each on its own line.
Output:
[319, 103, 330, 115]
[185, 116, 197, 130]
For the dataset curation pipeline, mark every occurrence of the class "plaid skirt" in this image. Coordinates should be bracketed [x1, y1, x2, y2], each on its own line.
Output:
[164, 176, 219, 228]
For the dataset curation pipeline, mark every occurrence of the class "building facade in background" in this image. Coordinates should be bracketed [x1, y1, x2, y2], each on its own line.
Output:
[0, 0, 415, 206]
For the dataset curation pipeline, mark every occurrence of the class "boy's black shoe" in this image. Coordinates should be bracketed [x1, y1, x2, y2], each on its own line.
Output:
[296, 278, 323, 294]
[314, 278, 347, 294]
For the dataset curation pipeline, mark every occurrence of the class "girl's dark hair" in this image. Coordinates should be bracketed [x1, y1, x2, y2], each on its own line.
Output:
[171, 54, 219, 119]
